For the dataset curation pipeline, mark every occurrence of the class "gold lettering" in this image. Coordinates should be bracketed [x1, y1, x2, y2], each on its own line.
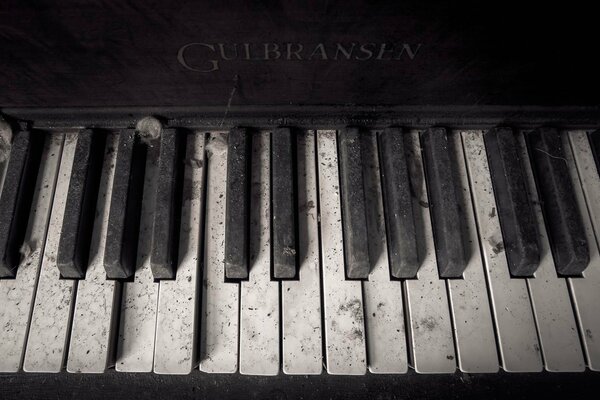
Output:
[264, 43, 282, 60]
[286, 43, 304, 60]
[334, 43, 356, 60]
[355, 43, 375, 60]
[177, 43, 219, 72]
[395, 43, 422, 60]
[218, 43, 238, 60]
[376, 43, 394, 60]
[308, 43, 328, 60]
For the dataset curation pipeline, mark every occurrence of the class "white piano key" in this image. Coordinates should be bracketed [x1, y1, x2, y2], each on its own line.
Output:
[282, 131, 322, 375]
[461, 130, 542, 372]
[199, 132, 240, 373]
[67, 133, 121, 373]
[447, 131, 499, 373]
[403, 129, 456, 374]
[564, 130, 600, 371]
[516, 131, 585, 372]
[115, 140, 160, 372]
[0, 135, 63, 372]
[0, 158, 7, 193]
[23, 133, 78, 373]
[154, 132, 206, 374]
[239, 130, 279, 376]
[317, 130, 366, 375]
[361, 131, 408, 374]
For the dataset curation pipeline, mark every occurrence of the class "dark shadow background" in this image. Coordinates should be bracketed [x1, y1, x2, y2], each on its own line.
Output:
[1, 0, 598, 107]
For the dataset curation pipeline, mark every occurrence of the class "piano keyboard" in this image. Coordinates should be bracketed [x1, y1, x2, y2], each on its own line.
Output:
[1, 117, 600, 375]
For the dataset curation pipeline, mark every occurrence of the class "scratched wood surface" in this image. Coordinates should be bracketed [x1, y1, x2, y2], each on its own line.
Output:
[1, 370, 600, 400]
[0, 0, 597, 107]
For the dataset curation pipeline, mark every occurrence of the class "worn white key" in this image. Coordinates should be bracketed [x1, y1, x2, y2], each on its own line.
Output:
[115, 141, 160, 372]
[317, 130, 366, 375]
[239, 131, 279, 376]
[66, 133, 121, 373]
[462, 130, 542, 372]
[403, 129, 455, 374]
[0, 158, 7, 193]
[515, 132, 585, 372]
[282, 131, 322, 375]
[0, 135, 63, 372]
[361, 131, 407, 374]
[447, 131, 498, 373]
[23, 133, 78, 373]
[154, 132, 206, 374]
[199, 132, 240, 373]
[565, 130, 600, 371]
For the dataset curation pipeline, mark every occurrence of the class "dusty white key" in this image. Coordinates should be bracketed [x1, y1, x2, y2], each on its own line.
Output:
[462, 130, 542, 372]
[282, 131, 322, 375]
[199, 132, 240, 373]
[565, 130, 600, 371]
[447, 131, 498, 373]
[361, 131, 407, 374]
[0, 135, 63, 372]
[154, 132, 206, 374]
[0, 158, 7, 193]
[403, 129, 455, 374]
[515, 131, 585, 372]
[66, 133, 120, 373]
[23, 133, 79, 373]
[115, 140, 160, 372]
[239, 131, 279, 376]
[317, 130, 366, 375]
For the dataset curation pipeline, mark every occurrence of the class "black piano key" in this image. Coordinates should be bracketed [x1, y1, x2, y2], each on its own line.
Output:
[271, 127, 297, 279]
[224, 127, 251, 280]
[57, 130, 105, 279]
[0, 131, 43, 278]
[378, 127, 419, 278]
[485, 128, 540, 277]
[150, 129, 184, 280]
[528, 127, 589, 276]
[104, 130, 146, 279]
[589, 130, 600, 178]
[421, 128, 466, 278]
[338, 127, 370, 279]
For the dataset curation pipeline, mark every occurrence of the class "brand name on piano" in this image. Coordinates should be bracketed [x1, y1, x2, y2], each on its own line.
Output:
[177, 42, 422, 72]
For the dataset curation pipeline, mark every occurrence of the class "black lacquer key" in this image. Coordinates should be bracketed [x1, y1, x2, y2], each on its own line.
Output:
[104, 130, 147, 279]
[528, 127, 589, 276]
[224, 127, 251, 280]
[150, 128, 184, 280]
[421, 128, 466, 278]
[338, 127, 370, 279]
[0, 131, 43, 278]
[271, 127, 297, 279]
[485, 127, 540, 276]
[57, 129, 105, 279]
[378, 127, 419, 278]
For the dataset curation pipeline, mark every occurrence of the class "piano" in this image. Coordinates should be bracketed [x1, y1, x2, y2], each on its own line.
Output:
[1, 0, 600, 399]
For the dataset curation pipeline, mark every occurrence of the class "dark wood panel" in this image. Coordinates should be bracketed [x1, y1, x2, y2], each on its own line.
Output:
[0, 0, 598, 107]
[1, 370, 600, 400]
